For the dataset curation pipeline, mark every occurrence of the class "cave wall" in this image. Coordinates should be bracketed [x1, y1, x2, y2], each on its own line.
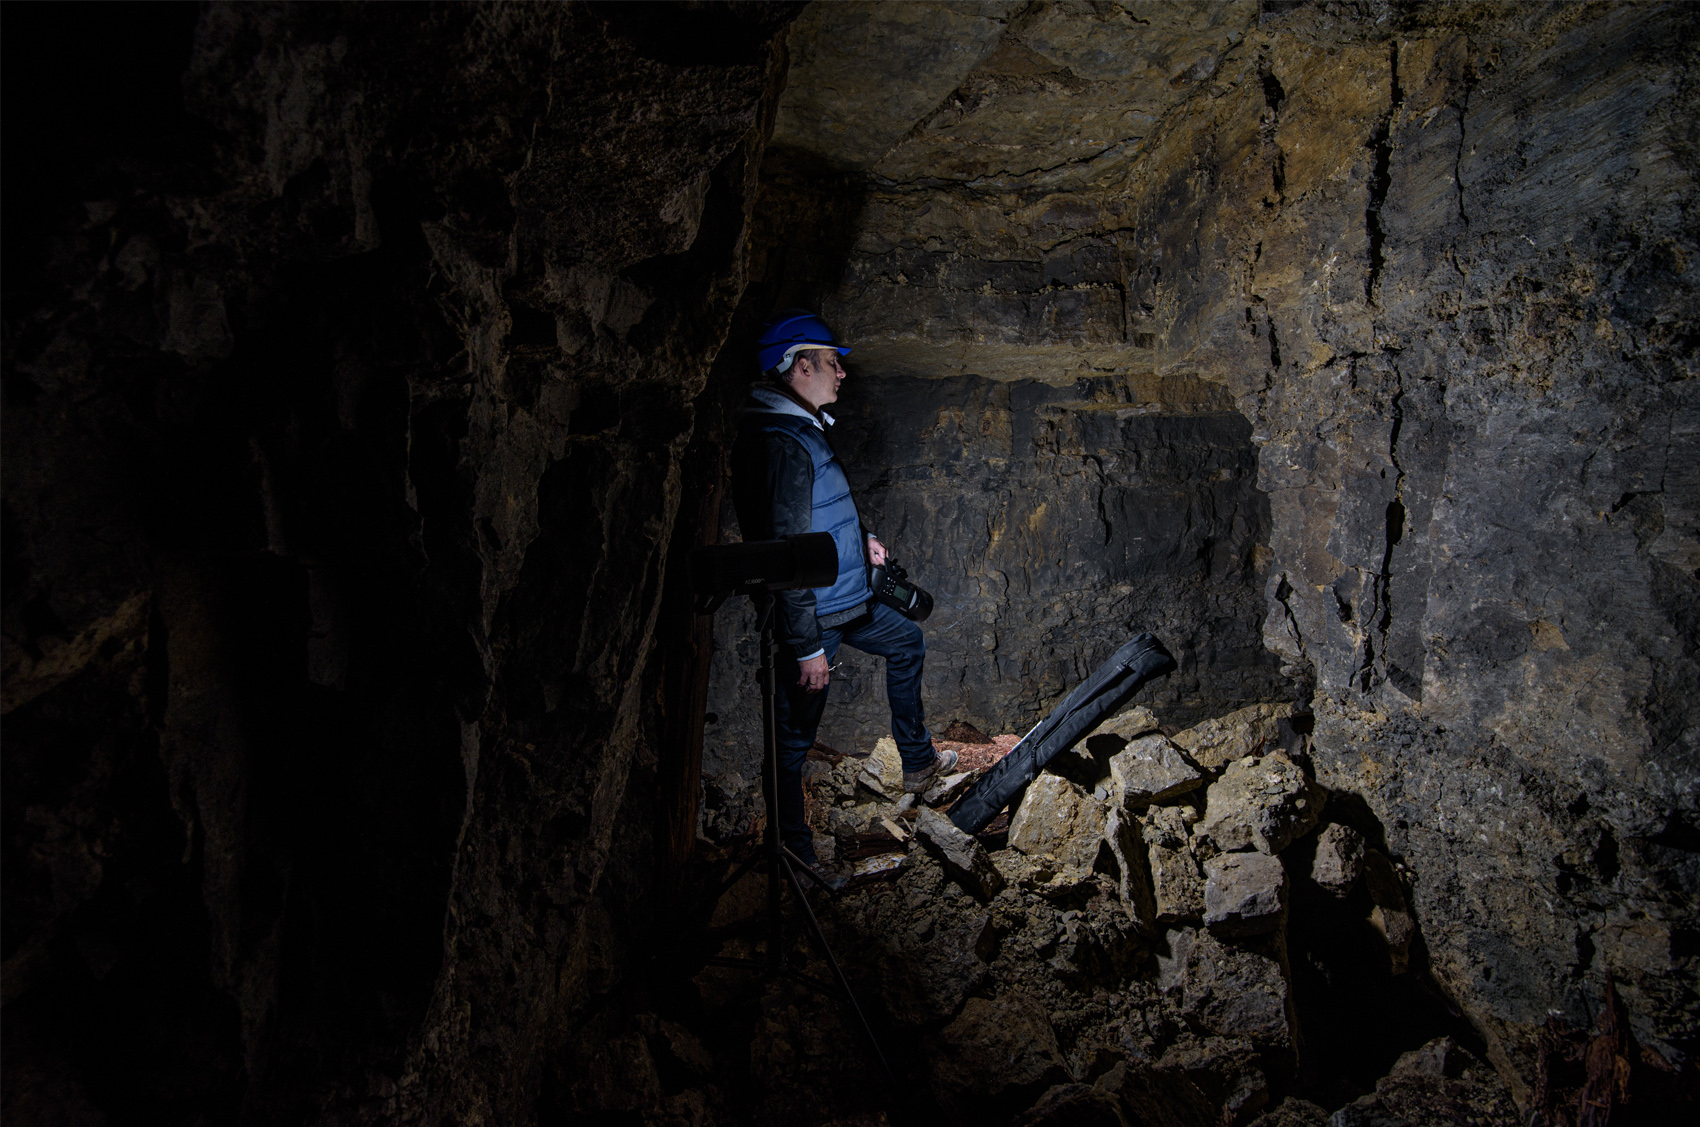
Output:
[1119, 2, 1700, 1092]
[703, 371, 1286, 810]
[706, 0, 1700, 1102]
[2, 4, 792, 1123]
[4, 1, 1697, 1121]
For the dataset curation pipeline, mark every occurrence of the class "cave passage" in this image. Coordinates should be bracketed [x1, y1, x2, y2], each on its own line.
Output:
[3, 3, 1697, 1127]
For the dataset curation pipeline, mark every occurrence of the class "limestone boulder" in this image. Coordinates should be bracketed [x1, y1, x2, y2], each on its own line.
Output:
[1159, 927, 1296, 1048]
[1388, 1036, 1464, 1081]
[1103, 807, 1158, 932]
[877, 902, 994, 1026]
[915, 807, 1005, 900]
[821, 759, 860, 802]
[1172, 703, 1296, 772]
[1013, 1082, 1129, 1127]
[1203, 852, 1288, 937]
[1194, 756, 1325, 856]
[1310, 823, 1365, 897]
[825, 801, 900, 839]
[1363, 1037, 1521, 1125]
[1107, 733, 1206, 809]
[843, 852, 997, 1027]
[855, 766, 893, 801]
[1362, 850, 1416, 973]
[1148, 1037, 1272, 1127]
[1008, 773, 1109, 878]
[1050, 895, 1146, 984]
[931, 993, 1070, 1120]
[1142, 806, 1205, 922]
[1142, 803, 1193, 851]
[1081, 704, 1164, 766]
[1150, 846, 1206, 925]
[988, 849, 1099, 900]
[1097, 1038, 1272, 1127]
[1088, 704, 1162, 743]
[1045, 740, 1113, 790]
[921, 769, 977, 806]
[870, 736, 904, 793]
[1245, 1097, 1328, 1126]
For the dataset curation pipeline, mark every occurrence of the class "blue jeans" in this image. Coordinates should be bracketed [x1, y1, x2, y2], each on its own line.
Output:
[775, 602, 934, 858]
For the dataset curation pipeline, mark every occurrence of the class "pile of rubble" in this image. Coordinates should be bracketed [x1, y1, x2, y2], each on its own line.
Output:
[776, 702, 1520, 1127]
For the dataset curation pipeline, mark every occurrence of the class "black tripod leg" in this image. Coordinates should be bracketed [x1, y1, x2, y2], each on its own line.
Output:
[783, 845, 840, 897]
[749, 594, 897, 1092]
[716, 846, 762, 899]
[756, 594, 786, 974]
[779, 852, 897, 1087]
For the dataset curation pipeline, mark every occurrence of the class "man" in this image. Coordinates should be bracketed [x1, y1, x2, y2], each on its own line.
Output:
[731, 310, 956, 867]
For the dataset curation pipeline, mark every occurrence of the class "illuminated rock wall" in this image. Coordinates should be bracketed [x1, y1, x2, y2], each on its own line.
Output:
[709, 0, 1700, 1101]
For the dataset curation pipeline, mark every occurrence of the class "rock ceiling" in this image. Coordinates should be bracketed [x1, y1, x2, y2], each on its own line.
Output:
[776, 0, 1256, 188]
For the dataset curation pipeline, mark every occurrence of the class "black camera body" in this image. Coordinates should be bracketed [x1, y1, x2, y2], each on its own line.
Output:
[868, 561, 933, 622]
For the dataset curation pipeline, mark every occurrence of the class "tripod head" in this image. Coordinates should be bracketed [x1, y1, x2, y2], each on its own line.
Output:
[690, 532, 839, 614]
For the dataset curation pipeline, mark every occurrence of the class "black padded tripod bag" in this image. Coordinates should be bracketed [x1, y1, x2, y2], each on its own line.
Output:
[947, 632, 1176, 835]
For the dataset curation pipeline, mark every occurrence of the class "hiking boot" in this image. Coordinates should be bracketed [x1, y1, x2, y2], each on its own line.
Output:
[903, 747, 958, 794]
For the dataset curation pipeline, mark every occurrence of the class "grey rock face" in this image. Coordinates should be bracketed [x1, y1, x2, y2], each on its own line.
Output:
[915, 806, 1005, 900]
[1108, 733, 1206, 808]
[1204, 852, 1289, 937]
[1195, 757, 1326, 856]
[1008, 773, 1109, 877]
[1310, 823, 1366, 897]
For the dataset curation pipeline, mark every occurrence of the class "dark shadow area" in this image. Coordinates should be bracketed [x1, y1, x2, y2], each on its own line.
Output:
[5, 8, 470, 1121]
[1281, 799, 1489, 1109]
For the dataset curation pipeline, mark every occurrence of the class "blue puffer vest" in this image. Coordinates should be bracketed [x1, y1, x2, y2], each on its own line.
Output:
[761, 413, 872, 616]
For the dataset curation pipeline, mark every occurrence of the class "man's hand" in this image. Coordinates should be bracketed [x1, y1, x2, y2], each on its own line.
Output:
[867, 535, 888, 566]
[798, 653, 830, 692]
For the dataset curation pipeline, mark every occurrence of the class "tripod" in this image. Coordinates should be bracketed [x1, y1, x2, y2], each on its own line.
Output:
[696, 588, 895, 1086]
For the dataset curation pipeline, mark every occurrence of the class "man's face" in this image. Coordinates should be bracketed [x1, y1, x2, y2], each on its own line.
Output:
[788, 348, 846, 410]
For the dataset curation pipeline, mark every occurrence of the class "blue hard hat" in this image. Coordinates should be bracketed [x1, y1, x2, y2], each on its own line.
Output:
[756, 309, 850, 373]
